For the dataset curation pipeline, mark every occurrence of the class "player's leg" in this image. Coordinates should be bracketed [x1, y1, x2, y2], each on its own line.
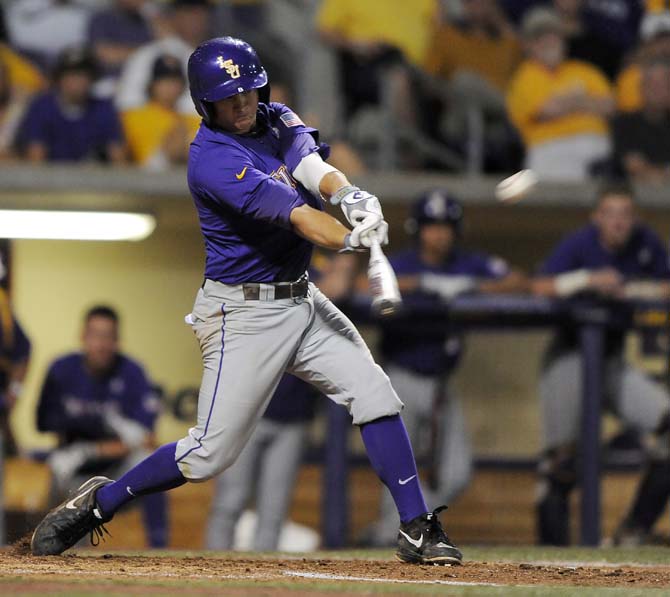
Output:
[288, 286, 461, 564]
[610, 362, 670, 544]
[537, 351, 582, 545]
[206, 422, 268, 550]
[435, 388, 473, 507]
[254, 420, 307, 551]
[31, 285, 310, 555]
[372, 365, 432, 546]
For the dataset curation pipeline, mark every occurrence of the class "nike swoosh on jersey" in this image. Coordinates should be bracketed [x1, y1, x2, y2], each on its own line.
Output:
[235, 166, 248, 180]
[399, 529, 423, 548]
[398, 475, 417, 485]
[64, 484, 98, 510]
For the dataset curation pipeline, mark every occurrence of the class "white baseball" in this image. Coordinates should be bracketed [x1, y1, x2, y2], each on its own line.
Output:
[495, 169, 538, 203]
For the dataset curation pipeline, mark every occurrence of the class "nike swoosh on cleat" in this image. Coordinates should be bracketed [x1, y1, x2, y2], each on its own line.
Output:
[64, 484, 99, 510]
[398, 475, 416, 485]
[235, 166, 248, 180]
[399, 529, 423, 548]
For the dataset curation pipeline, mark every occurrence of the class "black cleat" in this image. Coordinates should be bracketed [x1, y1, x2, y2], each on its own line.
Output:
[396, 506, 462, 565]
[31, 476, 114, 556]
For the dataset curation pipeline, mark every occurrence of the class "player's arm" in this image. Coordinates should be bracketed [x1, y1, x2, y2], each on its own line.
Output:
[532, 269, 623, 297]
[289, 204, 351, 250]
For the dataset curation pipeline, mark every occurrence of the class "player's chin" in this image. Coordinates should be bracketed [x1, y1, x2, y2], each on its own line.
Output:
[234, 116, 256, 134]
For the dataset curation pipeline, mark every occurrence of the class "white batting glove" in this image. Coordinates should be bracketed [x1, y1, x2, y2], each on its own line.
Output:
[420, 273, 476, 301]
[48, 442, 97, 484]
[104, 409, 149, 450]
[331, 185, 384, 226]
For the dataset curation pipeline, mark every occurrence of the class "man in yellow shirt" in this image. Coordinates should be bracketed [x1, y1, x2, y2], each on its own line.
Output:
[506, 7, 614, 180]
[122, 54, 199, 170]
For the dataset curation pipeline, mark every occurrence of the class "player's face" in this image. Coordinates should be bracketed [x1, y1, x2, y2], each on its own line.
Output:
[212, 89, 259, 134]
[83, 316, 119, 373]
[592, 194, 635, 250]
[419, 222, 455, 258]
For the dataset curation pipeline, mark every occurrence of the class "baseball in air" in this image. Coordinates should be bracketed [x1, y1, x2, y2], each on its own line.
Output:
[495, 169, 538, 203]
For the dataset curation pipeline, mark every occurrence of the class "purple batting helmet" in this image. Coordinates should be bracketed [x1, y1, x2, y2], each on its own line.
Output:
[187, 36, 269, 124]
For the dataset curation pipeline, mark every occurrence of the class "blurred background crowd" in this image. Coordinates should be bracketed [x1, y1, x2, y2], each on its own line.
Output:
[0, 0, 668, 180]
[0, 0, 669, 555]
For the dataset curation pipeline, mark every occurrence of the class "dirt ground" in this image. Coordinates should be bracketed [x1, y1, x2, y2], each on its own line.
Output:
[2, 539, 670, 592]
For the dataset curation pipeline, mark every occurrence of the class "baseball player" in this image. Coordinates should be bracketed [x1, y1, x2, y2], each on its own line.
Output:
[365, 190, 528, 546]
[206, 373, 317, 551]
[36, 305, 167, 548]
[532, 181, 670, 545]
[31, 36, 462, 565]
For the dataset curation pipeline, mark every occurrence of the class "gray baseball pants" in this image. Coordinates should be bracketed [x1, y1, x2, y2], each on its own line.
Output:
[370, 364, 472, 545]
[175, 280, 403, 481]
[206, 418, 307, 551]
[540, 351, 670, 450]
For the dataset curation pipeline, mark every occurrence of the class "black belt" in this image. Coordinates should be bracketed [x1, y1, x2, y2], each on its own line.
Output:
[242, 277, 309, 300]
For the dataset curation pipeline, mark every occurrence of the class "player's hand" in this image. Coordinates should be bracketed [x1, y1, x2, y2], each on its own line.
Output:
[344, 215, 386, 251]
[104, 409, 149, 450]
[48, 442, 97, 483]
[420, 273, 476, 301]
[331, 186, 384, 227]
[588, 268, 623, 296]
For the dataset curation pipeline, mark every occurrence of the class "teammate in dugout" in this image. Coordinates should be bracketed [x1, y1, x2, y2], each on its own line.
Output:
[30, 37, 463, 565]
[36, 306, 167, 548]
[532, 181, 670, 545]
[365, 190, 528, 546]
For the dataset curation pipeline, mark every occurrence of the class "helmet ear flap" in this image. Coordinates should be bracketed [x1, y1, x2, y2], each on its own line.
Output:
[258, 83, 270, 103]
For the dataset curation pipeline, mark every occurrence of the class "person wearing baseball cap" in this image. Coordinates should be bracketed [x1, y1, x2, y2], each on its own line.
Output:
[17, 47, 125, 163]
[361, 189, 527, 547]
[122, 53, 201, 169]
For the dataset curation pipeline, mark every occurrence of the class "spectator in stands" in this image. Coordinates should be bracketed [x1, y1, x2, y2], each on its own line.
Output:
[422, 0, 522, 171]
[552, 0, 624, 80]
[87, 0, 156, 97]
[122, 54, 199, 170]
[616, 11, 670, 113]
[0, 52, 39, 159]
[36, 305, 167, 548]
[612, 60, 670, 184]
[115, 0, 211, 115]
[316, 0, 437, 124]
[363, 189, 527, 546]
[506, 7, 614, 180]
[0, 42, 45, 98]
[4, 0, 94, 70]
[532, 181, 670, 546]
[18, 48, 125, 163]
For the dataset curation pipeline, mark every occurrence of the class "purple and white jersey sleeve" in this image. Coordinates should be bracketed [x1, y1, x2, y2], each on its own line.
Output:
[269, 103, 330, 173]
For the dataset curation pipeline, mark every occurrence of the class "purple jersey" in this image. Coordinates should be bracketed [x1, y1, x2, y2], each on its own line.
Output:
[37, 352, 160, 444]
[381, 248, 509, 376]
[262, 373, 317, 423]
[539, 224, 670, 279]
[187, 102, 329, 284]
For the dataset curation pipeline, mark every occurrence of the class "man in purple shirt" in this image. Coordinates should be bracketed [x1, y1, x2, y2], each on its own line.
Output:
[36, 305, 167, 547]
[31, 36, 462, 566]
[532, 181, 670, 546]
[18, 48, 125, 163]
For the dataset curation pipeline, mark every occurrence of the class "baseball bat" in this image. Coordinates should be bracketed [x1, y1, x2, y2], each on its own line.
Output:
[368, 236, 402, 316]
